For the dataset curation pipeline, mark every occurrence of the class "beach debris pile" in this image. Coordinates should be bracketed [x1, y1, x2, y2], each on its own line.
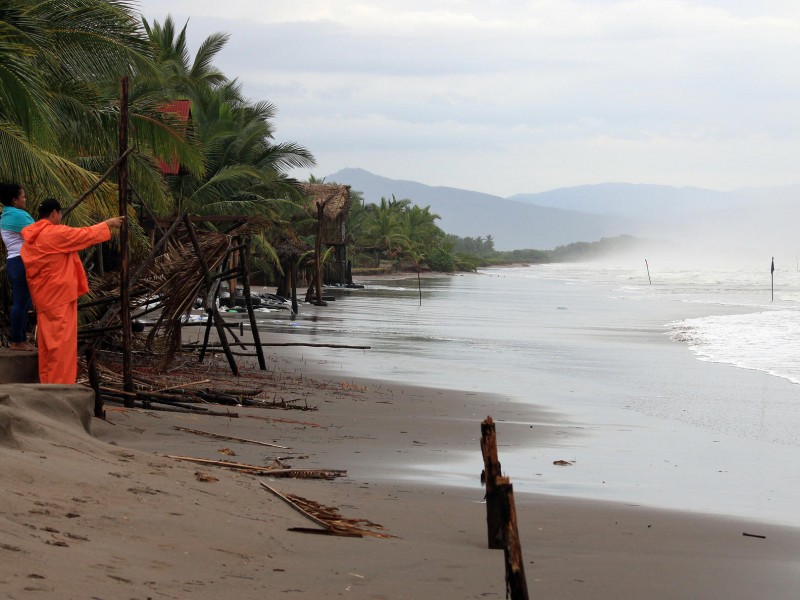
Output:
[85, 352, 324, 416]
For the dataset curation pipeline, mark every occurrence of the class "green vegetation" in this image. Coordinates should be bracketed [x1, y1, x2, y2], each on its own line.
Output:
[0, 3, 312, 259]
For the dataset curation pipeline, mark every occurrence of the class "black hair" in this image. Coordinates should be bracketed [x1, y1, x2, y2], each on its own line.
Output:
[0, 182, 23, 207]
[38, 198, 61, 220]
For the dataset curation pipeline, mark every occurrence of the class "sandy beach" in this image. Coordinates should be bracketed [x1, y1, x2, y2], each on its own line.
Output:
[0, 342, 798, 600]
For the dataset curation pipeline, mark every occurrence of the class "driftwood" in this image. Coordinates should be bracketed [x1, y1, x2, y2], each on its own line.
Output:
[155, 379, 211, 393]
[167, 455, 345, 480]
[246, 414, 323, 427]
[172, 426, 290, 450]
[100, 397, 238, 417]
[259, 481, 394, 538]
[99, 389, 239, 417]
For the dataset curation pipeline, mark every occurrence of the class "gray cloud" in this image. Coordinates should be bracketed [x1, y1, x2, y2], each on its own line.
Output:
[135, 0, 800, 195]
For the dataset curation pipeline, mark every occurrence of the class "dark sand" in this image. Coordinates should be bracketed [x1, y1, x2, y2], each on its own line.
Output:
[0, 345, 798, 599]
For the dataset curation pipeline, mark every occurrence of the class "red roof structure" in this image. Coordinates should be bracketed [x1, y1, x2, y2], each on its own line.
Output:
[157, 99, 191, 175]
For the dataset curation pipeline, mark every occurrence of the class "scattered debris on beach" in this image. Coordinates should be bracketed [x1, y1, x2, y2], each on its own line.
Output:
[82, 352, 342, 416]
[167, 454, 346, 480]
[260, 481, 395, 539]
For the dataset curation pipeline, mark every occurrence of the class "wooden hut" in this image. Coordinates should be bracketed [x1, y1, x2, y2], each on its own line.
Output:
[299, 183, 352, 286]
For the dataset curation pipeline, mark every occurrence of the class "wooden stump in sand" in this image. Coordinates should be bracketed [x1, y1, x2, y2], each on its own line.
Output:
[480, 416, 504, 549]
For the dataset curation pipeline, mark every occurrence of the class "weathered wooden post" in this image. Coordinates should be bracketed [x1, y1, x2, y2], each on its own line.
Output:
[314, 200, 325, 305]
[496, 477, 529, 600]
[480, 416, 504, 549]
[239, 236, 266, 370]
[118, 76, 134, 401]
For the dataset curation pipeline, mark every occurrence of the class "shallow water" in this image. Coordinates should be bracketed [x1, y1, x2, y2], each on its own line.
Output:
[254, 263, 800, 526]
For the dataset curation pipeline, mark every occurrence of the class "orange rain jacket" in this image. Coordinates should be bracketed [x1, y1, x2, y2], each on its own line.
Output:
[21, 220, 111, 311]
[21, 220, 111, 383]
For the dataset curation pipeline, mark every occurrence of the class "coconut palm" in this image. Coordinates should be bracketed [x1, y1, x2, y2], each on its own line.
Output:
[0, 0, 202, 223]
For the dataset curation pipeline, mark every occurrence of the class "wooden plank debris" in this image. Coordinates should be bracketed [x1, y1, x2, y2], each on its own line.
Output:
[172, 426, 290, 449]
[259, 481, 395, 539]
[167, 455, 345, 480]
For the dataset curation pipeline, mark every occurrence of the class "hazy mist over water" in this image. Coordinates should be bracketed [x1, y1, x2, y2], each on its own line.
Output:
[257, 264, 800, 525]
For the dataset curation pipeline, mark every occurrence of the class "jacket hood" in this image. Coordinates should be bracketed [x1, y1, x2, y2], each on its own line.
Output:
[21, 219, 49, 244]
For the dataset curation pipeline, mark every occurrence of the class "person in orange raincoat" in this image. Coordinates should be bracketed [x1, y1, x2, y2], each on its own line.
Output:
[21, 198, 124, 384]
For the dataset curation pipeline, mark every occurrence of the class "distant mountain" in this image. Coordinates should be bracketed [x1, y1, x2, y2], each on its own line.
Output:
[324, 168, 800, 261]
[325, 168, 639, 251]
[508, 183, 749, 221]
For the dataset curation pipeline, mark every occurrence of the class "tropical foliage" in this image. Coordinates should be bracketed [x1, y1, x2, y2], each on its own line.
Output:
[0, 0, 204, 225]
[345, 194, 469, 272]
[0, 2, 315, 286]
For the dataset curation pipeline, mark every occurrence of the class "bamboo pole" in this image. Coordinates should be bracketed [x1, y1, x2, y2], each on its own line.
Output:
[61, 147, 134, 220]
[480, 416, 504, 549]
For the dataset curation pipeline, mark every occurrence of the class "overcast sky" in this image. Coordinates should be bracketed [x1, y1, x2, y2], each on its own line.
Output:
[134, 0, 800, 197]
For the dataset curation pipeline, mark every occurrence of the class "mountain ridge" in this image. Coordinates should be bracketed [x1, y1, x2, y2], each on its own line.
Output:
[324, 168, 800, 258]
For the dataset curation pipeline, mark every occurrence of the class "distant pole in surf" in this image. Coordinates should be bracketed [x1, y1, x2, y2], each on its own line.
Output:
[645, 259, 652, 285]
[771, 257, 775, 301]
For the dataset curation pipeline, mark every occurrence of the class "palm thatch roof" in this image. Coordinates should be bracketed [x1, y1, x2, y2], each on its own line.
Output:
[299, 183, 351, 220]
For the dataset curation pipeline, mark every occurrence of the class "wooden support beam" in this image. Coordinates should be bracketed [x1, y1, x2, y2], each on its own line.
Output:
[118, 76, 133, 400]
[240, 236, 266, 370]
[183, 215, 239, 376]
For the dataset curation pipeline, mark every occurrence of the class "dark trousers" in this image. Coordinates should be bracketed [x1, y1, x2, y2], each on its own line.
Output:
[6, 255, 31, 343]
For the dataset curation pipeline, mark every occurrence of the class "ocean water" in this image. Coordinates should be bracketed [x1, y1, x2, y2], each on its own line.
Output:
[258, 262, 800, 526]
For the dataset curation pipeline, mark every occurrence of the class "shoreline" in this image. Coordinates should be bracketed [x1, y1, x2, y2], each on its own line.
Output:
[3, 344, 799, 598]
[2, 306, 800, 597]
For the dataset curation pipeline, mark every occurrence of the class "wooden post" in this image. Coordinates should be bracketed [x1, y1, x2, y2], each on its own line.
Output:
[183, 216, 239, 375]
[480, 416, 504, 549]
[496, 477, 529, 600]
[240, 236, 266, 370]
[290, 261, 299, 315]
[86, 347, 103, 418]
[118, 76, 134, 401]
[314, 201, 325, 305]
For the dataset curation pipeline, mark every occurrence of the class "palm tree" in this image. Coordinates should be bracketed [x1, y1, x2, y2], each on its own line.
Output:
[165, 81, 314, 217]
[0, 1, 201, 224]
[141, 16, 229, 99]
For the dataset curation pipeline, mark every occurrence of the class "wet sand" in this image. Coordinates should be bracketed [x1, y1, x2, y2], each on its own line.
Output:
[0, 348, 798, 599]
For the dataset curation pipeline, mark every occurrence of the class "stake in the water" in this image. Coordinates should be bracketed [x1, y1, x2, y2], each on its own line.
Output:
[645, 259, 652, 285]
[771, 256, 775, 301]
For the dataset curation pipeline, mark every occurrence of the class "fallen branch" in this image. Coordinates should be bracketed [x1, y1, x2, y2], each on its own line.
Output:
[259, 481, 394, 539]
[246, 414, 324, 428]
[155, 379, 211, 393]
[172, 426, 290, 449]
[166, 455, 345, 479]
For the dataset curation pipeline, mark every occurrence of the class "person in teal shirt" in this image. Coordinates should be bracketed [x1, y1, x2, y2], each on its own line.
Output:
[0, 183, 35, 351]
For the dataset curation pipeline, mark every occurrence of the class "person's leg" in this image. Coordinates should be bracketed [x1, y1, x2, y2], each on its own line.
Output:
[36, 301, 77, 384]
[6, 256, 32, 348]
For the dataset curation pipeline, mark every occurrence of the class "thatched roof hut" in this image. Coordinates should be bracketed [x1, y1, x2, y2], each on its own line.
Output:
[299, 183, 351, 245]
